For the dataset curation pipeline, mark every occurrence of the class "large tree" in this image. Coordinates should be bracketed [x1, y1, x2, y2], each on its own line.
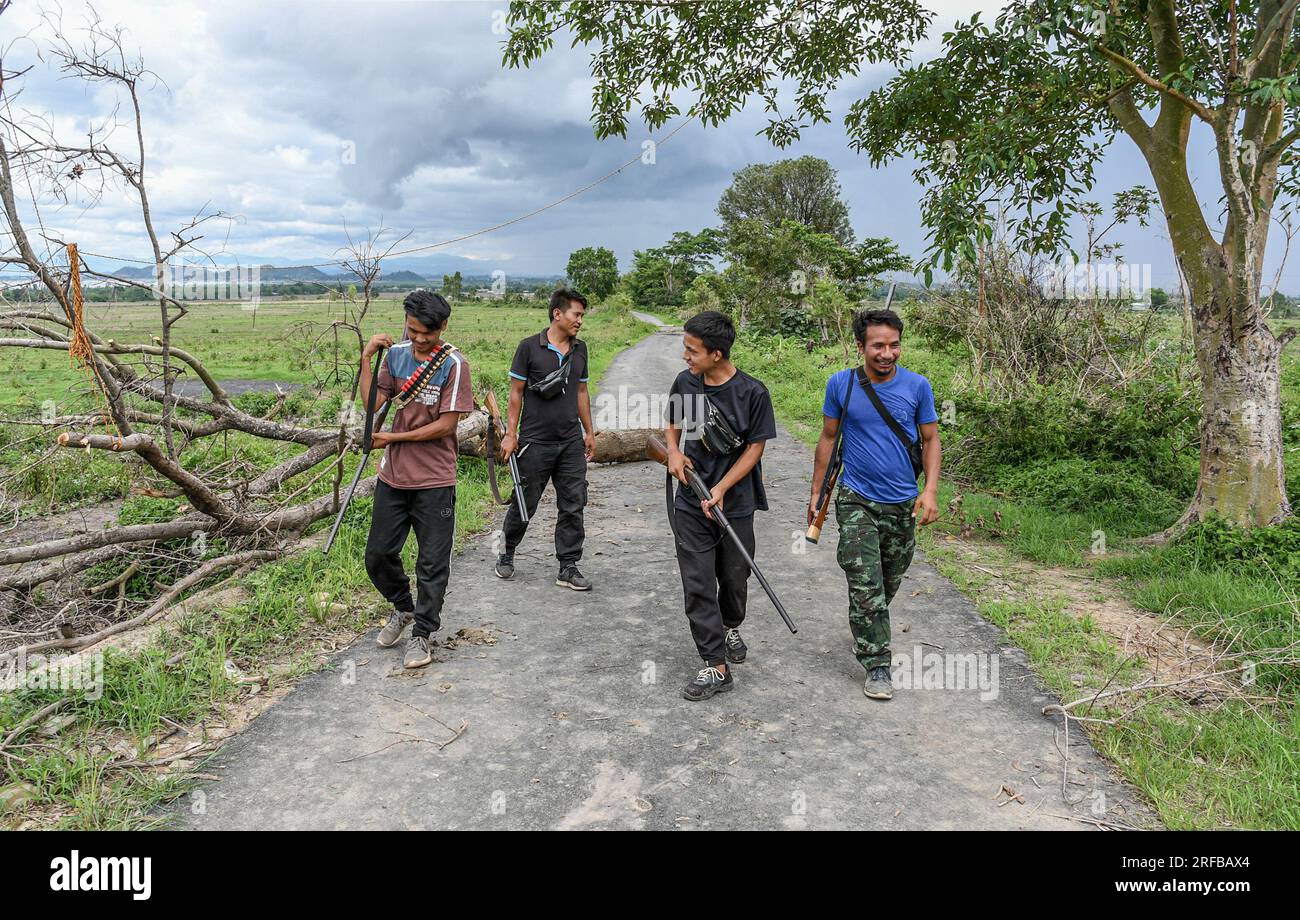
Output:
[718, 156, 855, 244]
[624, 228, 724, 308]
[503, 0, 1299, 530]
[566, 245, 619, 300]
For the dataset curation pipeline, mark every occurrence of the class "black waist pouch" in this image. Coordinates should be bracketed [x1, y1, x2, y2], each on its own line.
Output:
[699, 395, 743, 454]
[529, 358, 572, 400]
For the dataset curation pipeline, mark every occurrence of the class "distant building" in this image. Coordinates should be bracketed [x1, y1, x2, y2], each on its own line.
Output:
[474, 288, 503, 301]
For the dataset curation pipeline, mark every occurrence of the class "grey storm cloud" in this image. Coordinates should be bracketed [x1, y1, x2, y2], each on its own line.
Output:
[5, 0, 1268, 287]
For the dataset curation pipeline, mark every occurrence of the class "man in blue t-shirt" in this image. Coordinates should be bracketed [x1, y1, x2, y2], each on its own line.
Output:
[808, 308, 942, 701]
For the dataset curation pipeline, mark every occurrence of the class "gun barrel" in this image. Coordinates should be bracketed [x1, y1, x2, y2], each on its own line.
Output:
[706, 499, 798, 635]
[508, 452, 529, 523]
[324, 450, 372, 554]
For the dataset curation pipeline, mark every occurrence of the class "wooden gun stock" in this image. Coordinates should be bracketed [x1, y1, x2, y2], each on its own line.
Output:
[806, 465, 838, 544]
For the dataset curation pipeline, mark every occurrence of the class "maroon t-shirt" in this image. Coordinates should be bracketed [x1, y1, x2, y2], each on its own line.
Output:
[375, 342, 474, 489]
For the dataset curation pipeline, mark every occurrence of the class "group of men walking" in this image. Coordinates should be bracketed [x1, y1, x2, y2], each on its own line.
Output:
[358, 287, 941, 699]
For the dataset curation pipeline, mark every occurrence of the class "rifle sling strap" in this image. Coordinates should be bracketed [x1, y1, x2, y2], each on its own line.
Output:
[856, 367, 924, 478]
[664, 468, 727, 554]
[484, 419, 514, 507]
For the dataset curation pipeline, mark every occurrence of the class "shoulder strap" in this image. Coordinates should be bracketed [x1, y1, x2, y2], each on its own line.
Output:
[857, 367, 915, 449]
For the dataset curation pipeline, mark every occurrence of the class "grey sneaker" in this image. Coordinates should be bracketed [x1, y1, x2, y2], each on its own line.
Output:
[555, 564, 592, 591]
[864, 665, 894, 700]
[494, 553, 515, 579]
[377, 608, 413, 648]
[682, 665, 733, 701]
[404, 635, 433, 669]
[724, 627, 747, 663]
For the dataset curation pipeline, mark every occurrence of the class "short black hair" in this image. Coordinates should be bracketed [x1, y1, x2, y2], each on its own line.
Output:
[683, 310, 736, 359]
[550, 287, 587, 322]
[404, 290, 451, 330]
[854, 308, 904, 344]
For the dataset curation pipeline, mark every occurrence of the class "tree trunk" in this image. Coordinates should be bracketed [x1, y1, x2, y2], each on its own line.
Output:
[458, 425, 659, 464]
[1135, 119, 1293, 532]
[1175, 285, 1291, 528]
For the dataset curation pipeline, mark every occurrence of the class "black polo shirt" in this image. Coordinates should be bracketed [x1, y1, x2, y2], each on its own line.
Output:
[666, 367, 777, 519]
[509, 328, 589, 442]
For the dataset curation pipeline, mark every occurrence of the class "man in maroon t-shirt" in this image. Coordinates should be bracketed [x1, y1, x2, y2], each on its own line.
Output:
[359, 291, 474, 669]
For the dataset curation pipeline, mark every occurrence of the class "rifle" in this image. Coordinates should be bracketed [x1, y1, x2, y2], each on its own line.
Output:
[806, 281, 896, 543]
[646, 435, 797, 635]
[483, 389, 529, 524]
[325, 346, 389, 554]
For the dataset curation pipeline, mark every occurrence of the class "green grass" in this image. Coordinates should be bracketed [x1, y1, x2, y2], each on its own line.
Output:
[735, 316, 1300, 829]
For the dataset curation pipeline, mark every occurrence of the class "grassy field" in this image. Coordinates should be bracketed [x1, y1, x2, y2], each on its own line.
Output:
[1, 293, 645, 410]
[0, 296, 655, 828]
[1, 295, 652, 520]
[731, 305, 1300, 830]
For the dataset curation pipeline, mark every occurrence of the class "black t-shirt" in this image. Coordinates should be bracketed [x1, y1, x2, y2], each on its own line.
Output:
[509, 329, 589, 442]
[666, 367, 777, 519]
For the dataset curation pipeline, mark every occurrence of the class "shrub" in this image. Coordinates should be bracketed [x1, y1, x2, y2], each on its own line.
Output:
[1170, 515, 1300, 581]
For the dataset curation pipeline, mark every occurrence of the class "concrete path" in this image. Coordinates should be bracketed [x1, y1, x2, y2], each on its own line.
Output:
[168, 328, 1151, 830]
[630, 309, 665, 327]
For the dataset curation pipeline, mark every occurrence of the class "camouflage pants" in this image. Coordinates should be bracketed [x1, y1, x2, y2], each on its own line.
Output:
[835, 487, 916, 671]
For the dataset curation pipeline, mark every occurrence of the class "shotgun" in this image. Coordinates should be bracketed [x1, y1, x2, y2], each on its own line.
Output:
[484, 389, 529, 523]
[325, 346, 388, 554]
[806, 281, 897, 543]
[646, 435, 797, 635]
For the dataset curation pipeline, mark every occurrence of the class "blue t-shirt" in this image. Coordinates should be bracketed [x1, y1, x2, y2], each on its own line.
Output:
[822, 366, 938, 504]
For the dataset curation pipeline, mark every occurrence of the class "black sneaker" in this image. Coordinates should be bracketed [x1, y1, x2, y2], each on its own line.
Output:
[682, 665, 733, 701]
[864, 665, 894, 700]
[724, 627, 747, 663]
[555, 564, 592, 591]
[494, 554, 515, 579]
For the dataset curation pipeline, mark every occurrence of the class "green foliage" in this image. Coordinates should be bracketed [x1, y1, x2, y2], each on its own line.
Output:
[947, 377, 1200, 500]
[231, 389, 280, 418]
[1169, 515, 1300, 581]
[996, 458, 1185, 519]
[565, 246, 619, 300]
[717, 156, 854, 244]
[116, 495, 182, 526]
[503, 1, 932, 145]
[623, 229, 723, 309]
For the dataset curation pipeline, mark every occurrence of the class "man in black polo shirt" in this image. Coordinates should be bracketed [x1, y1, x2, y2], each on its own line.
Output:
[495, 288, 597, 590]
[665, 310, 777, 700]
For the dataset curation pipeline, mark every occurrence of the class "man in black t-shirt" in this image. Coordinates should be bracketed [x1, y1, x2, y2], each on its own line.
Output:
[496, 288, 597, 590]
[664, 311, 777, 701]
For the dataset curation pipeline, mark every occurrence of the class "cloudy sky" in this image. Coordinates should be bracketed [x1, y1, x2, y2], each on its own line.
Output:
[1, 0, 1288, 292]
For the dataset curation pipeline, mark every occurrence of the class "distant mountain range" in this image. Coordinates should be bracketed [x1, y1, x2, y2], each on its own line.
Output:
[96, 262, 564, 286]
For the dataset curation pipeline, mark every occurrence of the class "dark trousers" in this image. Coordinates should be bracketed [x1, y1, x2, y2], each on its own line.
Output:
[502, 437, 587, 566]
[673, 508, 755, 665]
[365, 480, 455, 638]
